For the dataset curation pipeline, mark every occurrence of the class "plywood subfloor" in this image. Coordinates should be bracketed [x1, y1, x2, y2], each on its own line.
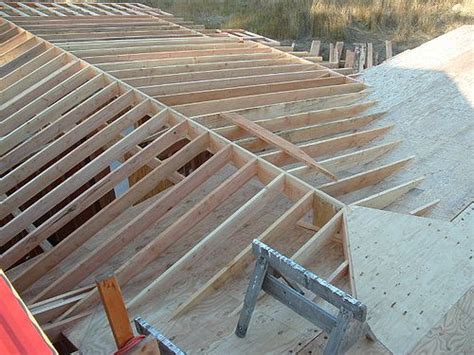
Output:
[346, 205, 473, 354]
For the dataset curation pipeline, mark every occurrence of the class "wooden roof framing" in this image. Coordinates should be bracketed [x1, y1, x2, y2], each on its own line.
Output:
[0, 2, 173, 19]
[3, 11, 426, 208]
[0, 14, 345, 338]
[0, 4, 436, 352]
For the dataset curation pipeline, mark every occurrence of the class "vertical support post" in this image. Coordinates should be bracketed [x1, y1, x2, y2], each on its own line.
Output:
[335, 41, 344, 63]
[235, 256, 268, 338]
[344, 50, 355, 69]
[385, 40, 393, 60]
[309, 40, 321, 56]
[324, 308, 353, 355]
[353, 44, 361, 72]
[97, 275, 134, 349]
[329, 43, 335, 63]
[358, 43, 367, 72]
[367, 43, 373, 68]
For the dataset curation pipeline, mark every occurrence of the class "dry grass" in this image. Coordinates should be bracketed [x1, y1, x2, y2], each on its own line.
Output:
[310, 0, 474, 40]
[139, 0, 474, 42]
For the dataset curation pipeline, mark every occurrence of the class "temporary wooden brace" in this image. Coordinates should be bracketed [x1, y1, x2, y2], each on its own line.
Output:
[223, 112, 337, 180]
[236, 240, 369, 355]
[97, 275, 134, 349]
[288, 141, 401, 178]
[214, 101, 377, 140]
[236, 113, 384, 153]
[260, 126, 394, 168]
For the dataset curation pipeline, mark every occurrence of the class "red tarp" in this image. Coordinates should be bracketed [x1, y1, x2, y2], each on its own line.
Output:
[0, 270, 56, 355]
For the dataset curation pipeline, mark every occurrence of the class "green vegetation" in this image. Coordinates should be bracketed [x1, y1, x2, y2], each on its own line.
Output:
[136, 0, 473, 47]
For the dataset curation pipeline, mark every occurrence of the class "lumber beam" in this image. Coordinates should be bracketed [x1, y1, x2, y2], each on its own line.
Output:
[54, 146, 237, 319]
[28, 132, 212, 302]
[126, 174, 286, 310]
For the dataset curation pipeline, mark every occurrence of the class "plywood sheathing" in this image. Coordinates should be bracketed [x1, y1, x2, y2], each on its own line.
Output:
[346, 205, 473, 354]
[360, 26, 474, 220]
[410, 204, 474, 354]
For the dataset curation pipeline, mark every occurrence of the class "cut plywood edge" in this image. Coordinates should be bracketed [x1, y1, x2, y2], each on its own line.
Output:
[344, 205, 473, 355]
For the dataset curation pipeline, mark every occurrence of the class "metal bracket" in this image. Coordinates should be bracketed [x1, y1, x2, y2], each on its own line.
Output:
[235, 240, 370, 354]
[134, 317, 186, 355]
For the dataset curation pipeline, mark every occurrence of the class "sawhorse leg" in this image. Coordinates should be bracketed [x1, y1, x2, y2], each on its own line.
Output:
[235, 256, 268, 338]
[324, 308, 353, 355]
